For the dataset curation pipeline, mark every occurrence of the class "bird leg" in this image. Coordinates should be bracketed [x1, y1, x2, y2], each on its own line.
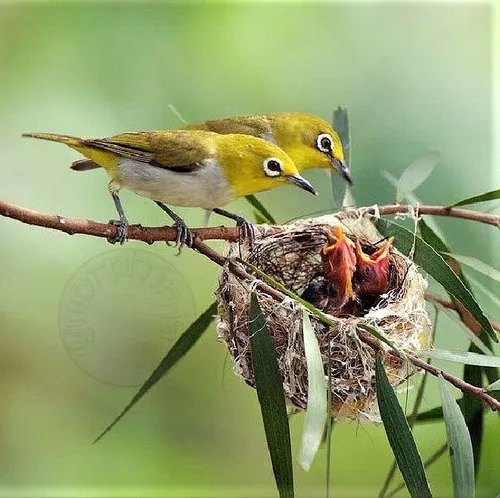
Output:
[154, 201, 194, 248]
[212, 208, 256, 242]
[108, 192, 129, 245]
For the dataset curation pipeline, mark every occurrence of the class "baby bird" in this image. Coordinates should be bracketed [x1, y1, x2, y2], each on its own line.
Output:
[353, 237, 394, 297]
[321, 226, 357, 307]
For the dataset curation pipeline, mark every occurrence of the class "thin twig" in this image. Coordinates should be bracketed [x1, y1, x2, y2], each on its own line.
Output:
[425, 292, 500, 333]
[2, 196, 500, 410]
[357, 331, 500, 412]
[1, 198, 499, 244]
[376, 204, 500, 227]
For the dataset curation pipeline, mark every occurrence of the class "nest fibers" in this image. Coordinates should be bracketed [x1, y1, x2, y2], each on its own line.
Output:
[216, 210, 432, 422]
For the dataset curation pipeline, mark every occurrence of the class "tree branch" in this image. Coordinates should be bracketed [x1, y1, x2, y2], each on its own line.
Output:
[425, 292, 500, 333]
[2, 196, 499, 411]
[1, 198, 499, 244]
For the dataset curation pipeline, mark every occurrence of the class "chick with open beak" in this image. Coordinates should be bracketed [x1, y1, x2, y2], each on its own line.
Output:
[353, 237, 394, 296]
[321, 226, 357, 306]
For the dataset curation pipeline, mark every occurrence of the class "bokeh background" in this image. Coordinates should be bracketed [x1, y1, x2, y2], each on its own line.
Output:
[0, 1, 498, 496]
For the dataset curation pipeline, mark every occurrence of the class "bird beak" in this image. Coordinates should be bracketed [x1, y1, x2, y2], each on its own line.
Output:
[286, 174, 318, 195]
[333, 158, 354, 185]
[355, 237, 394, 264]
[354, 237, 394, 295]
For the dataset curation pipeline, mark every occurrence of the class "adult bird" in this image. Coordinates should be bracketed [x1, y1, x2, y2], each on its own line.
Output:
[23, 130, 316, 245]
[185, 112, 353, 184]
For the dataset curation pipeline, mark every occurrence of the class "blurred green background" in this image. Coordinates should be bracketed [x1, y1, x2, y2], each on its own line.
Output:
[0, 2, 498, 497]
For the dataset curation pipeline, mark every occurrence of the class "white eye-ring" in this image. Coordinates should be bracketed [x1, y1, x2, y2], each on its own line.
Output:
[316, 133, 333, 154]
[263, 157, 283, 177]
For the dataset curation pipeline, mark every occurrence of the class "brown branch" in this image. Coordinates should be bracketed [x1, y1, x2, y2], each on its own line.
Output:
[376, 204, 500, 227]
[190, 247, 500, 412]
[357, 331, 500, 412]
[2, 196, 500, 410]
[1, 198, 499, 244]
[425, 292, 500, 333]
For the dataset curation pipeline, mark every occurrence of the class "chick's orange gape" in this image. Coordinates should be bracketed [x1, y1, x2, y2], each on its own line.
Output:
[311, 227, 394, 316]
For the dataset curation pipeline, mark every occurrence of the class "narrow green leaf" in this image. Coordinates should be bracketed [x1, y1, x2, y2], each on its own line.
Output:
[447, 188, 500, 208]
[249, 294, 294, 498]
[418, 217, 498, 464]
[439, 377, 475, 498]
[396, 150, 440, 203]
[331, 106, 351, 209]
[386, 444, 448, 498]
[462, 358, 485, 473]
[415, 406, 444, 423]
[253, 210, 269, 225]
[422, 349, 500, 367]
[468, 275, 500, 314]
[442, 252, 500, 284]
[298, 310, 328, 471]
[245, 194, 276, 224]
[375, 356, 432, 498]
[376, 218, 497, 342]
[485, 378, 500, 391]
[433, 306, 492, 356]
[93, 302, 217, 444]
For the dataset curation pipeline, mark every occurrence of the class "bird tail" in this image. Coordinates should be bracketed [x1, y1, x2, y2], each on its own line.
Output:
[22, 132, 102, 171]
[22, 132, 82, 146]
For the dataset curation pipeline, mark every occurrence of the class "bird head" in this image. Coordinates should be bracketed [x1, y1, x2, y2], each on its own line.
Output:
[354, 237, 394, 296]
[218, 134, 317, 198]
[321, 226, 357, 303]
[269, 113, 353, 184]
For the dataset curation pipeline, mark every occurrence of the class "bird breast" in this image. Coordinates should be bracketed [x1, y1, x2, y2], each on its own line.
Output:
[115, 158, 235, 209]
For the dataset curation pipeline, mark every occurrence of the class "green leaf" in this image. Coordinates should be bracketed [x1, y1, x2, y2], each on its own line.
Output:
[415, 406, 444, 423]
[297, 310, 328, 471]
[422, 349, 500, 367]
[485, 378, 500, 391]
[447, 188, 500, 208]
[468, 275, 500, 314]
[418, 216, 498, 465]
[462, 357, 484, 473]
[376, 218, 497, 343]
[386, 444, 448, 498]
[433, 306, 492, 356]
[396, 150, 440, 203]
[92, 302, 217, 444]
[442, 252, 500, 284]
[249, 294, 294, 498]
[375, 356, 432, 498]
[245, 194, 276, 224]
[253, 209, 269, 225]
[439, 377, 475, 498]
[331, 106, 351, 209]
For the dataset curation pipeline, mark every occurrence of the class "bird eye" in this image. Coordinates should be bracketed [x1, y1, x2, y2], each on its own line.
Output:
[316, 133, 333, 154]
[263, 157, 283, 177]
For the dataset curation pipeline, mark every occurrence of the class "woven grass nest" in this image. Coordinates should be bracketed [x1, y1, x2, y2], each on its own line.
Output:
[216, 210, 432, 422]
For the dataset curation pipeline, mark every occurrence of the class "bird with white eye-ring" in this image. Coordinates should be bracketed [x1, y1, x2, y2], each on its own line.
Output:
[22, 129, 317, 246]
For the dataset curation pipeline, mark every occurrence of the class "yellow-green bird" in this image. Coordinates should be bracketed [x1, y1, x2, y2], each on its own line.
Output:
[22, 130, 316, 245]
[185, 113, 352, 183]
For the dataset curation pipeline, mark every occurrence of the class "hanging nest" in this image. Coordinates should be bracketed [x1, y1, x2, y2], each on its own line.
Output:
[216, 209, 432, 422]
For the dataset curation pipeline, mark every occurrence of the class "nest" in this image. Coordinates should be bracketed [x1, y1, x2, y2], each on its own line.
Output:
[216, 210, 432, 421]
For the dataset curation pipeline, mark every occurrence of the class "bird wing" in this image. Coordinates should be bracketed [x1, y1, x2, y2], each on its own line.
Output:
[186, 115, 273, 140]
[83, 131, 212, 172]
